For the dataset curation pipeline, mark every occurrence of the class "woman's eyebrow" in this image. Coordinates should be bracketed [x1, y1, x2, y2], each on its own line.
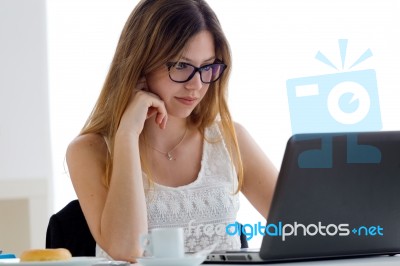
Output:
[180, 56, 216, 63]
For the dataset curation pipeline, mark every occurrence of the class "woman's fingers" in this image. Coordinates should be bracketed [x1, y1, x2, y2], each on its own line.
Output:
[160, 116, 168, 129]
[122, 86, 168, 133]
[144, 94, 168, 129]
[146, 107, 158, 118]
[152, 103, 167, 129]
[155, 112, 167, 129]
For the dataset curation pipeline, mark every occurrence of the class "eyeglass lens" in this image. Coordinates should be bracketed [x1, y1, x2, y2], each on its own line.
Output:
[169, 62, 226, 83]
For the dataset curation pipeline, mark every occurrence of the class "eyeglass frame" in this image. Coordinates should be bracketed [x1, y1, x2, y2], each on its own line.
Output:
[166, 61, 227, 84]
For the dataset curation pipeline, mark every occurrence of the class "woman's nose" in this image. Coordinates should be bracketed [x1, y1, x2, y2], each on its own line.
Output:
[185, 72, 203, 90]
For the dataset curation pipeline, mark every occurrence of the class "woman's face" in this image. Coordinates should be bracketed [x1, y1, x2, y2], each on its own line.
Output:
[146, 30, 215, 119]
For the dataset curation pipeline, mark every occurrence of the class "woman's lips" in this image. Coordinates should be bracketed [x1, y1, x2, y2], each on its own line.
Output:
[175, 96, 198, 105]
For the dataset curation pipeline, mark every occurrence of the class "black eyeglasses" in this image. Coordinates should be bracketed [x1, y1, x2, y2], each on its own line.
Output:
[166, 61, 227, 84]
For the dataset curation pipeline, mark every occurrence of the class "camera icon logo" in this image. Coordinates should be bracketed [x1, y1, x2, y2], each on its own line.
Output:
[286, 40, 382, 168]
[287, 69, 381, 134]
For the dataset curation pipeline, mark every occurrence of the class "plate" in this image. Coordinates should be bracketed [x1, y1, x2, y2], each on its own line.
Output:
[136, 255, 206, 266]
[0, 257, 106, 266]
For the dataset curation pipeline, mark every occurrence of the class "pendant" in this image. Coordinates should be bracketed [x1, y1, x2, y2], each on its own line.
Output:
[167, 152, 174, 161]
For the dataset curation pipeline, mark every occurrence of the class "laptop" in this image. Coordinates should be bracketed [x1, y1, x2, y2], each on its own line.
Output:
[206, 131, 400, 263]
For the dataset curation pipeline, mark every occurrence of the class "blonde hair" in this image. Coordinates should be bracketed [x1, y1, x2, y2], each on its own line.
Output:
[80, 0, 243, 192]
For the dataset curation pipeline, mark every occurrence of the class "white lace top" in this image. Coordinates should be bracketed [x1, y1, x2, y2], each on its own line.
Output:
[96, 123, 240, 258]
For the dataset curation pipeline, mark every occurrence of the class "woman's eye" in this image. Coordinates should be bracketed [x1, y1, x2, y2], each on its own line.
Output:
[175, 62, 188, 70]
[202, 65, 212, 71]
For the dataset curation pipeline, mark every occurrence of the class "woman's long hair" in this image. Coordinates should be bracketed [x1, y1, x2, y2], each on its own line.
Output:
[80, 0, 243, 192]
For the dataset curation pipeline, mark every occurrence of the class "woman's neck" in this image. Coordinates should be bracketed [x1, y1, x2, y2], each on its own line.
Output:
[143, 116, 189, 151]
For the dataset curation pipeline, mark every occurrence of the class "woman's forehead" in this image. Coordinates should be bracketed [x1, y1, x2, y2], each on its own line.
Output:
[173, 31, 216, 63]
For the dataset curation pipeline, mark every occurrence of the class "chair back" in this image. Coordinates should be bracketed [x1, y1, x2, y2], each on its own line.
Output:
[45, 200, 95, 256]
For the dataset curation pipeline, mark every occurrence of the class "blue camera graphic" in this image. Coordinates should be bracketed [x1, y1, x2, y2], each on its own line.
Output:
[286, 40, 382, 168]
[286, 69, 382, 134]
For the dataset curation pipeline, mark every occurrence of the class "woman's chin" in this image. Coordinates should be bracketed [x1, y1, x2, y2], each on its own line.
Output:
[168, 113, 193, 120]
[167, 108, 196, 120]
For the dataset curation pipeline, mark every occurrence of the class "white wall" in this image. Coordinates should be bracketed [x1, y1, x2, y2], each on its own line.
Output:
[0, 0, 50, 254]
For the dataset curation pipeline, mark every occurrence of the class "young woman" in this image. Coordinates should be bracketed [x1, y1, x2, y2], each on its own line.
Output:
[66, 0, 277, 262]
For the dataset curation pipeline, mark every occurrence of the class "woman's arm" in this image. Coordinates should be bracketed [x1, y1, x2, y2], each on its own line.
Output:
[67, 132, 146, 261]
[235, 123, 278, 219]
[66, 88, 168, 262]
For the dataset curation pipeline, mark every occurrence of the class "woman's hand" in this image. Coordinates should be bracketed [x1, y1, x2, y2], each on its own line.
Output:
[118, 77, 168, 135]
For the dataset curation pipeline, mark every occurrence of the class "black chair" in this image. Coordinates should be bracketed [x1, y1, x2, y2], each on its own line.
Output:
[46, 200, 248, 256]
[239, 228, 248, 248]
[46, 200, 96, 256]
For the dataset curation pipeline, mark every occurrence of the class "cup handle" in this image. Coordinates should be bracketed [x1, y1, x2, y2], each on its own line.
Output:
[139, 233, 152, 256]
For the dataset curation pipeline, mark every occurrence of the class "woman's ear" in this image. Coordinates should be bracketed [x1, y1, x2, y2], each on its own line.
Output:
[137, 76, 148, 91]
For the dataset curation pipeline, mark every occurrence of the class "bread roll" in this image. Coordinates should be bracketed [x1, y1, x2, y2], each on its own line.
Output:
[20, 248, 72, 262]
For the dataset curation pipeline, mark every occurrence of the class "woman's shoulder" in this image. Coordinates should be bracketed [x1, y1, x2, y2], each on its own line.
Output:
[67, 133, 108, 164]
[212, 120, 248, 141]
[213, 120, 246, 133]
[233, 121, 246, 135]
[233, 121, 252, 147]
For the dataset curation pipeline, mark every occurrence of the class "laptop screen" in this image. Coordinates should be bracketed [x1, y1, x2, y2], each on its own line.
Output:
[260, 131, 400, 261]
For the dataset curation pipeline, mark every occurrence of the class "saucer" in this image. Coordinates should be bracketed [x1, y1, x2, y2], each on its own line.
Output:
[136, 254, 206, 266]
[0, 257, 106, 266]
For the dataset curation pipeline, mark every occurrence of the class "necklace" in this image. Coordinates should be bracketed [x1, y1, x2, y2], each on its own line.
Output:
[148, 128, 188, 161]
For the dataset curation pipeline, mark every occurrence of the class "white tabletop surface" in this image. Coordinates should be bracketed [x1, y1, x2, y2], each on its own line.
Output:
[131, 255, 400, 266]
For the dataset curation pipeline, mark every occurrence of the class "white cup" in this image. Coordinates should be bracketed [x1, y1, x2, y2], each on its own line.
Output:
[140, 227, 185, 258]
